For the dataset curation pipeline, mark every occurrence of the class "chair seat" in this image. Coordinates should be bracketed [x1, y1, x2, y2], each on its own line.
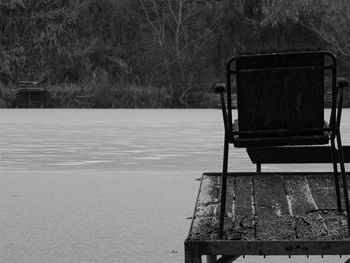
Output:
[232, 119, 330, 147]
[233, 132, 329, 148]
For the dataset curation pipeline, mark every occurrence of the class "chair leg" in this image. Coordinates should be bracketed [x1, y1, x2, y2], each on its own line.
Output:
[206, 255, 217, 263]
[336, 132, 350, 236]
[219, 133, 229, 238]
[331, 138, 342, 211]
[256, 163, 261, 173]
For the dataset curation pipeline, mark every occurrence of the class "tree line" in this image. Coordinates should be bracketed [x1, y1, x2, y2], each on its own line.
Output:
[0, 0, 349, 108]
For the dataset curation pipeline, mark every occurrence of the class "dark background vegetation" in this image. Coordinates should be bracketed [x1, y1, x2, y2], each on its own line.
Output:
[1, 0, 350, 108]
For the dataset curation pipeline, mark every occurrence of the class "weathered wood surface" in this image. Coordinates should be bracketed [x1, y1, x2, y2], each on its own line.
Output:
[17, 81, 44, 92]
[186, 240, 350, 256]
[189, 175, 219, 240]
[187, 172, 350, 256]
[233, 176, 255, 240]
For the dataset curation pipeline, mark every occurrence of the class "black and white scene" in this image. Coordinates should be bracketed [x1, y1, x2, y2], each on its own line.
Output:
[1, 0, 350, 263]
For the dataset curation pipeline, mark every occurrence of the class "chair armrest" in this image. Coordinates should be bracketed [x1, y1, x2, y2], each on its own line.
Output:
[334, 78, 348, 129]
[337, 77, 349, 89]
[215, 83, 226, 93]
[215, 83, 228, 132]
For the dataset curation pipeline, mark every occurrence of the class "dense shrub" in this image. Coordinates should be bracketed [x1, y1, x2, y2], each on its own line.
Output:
[0, 0, 349, 108]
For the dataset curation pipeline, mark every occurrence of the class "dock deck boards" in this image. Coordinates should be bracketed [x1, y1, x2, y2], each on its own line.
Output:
[185, 172, 350, 261]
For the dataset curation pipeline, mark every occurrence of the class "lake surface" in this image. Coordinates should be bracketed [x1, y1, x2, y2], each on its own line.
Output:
[0, 109, 349, 263]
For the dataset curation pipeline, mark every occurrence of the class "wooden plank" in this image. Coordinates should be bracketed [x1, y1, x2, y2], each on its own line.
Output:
[190, 240, 350, 256]
[321, 212, 349, 240]
[190, 175, 220, 240]
[225, 176, 235, 218]
[188, 173, 350, 243]
[17, 88, 44, 92]
[282, 175, 333, 240]
[307, 174, 350, 240]
[254, 175, 295, 240]
[282, 175, 317, 216]
[232, 176, 255, 240]
[307, 174, 350, 216]
[220, 176, 242, 241]
[195, 175, 219, 218]
[307, 174, 337, 210]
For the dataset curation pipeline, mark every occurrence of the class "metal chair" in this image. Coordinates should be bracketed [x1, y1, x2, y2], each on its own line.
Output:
[215, 50, 350, 237]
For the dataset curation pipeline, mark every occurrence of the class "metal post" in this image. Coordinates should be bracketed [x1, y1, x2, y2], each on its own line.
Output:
[256, 163, 261, 173]
[219, 132, 229, 238]
[335, 81, 350, 235]
[331, 138, 342, 211]
[217, 85, 229, 239]
[336, 132, 350, 236]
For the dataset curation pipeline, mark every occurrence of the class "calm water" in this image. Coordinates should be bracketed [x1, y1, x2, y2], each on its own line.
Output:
[0, 109, 349, 263]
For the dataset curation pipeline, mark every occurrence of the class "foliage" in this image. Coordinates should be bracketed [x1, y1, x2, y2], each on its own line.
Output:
[0, 82, 16, 107]
[0, 0, 349, 108]
[260, 0, 350, 56]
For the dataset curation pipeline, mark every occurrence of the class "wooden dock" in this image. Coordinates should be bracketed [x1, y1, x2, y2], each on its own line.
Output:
[16, 81, 45, 108]
[185, 172, 350, 262]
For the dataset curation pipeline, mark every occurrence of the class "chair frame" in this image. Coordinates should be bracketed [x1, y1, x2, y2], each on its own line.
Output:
[216, 50, 350, 238]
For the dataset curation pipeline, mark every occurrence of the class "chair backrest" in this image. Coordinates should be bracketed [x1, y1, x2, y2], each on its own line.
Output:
[226, 51, 336, 138]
